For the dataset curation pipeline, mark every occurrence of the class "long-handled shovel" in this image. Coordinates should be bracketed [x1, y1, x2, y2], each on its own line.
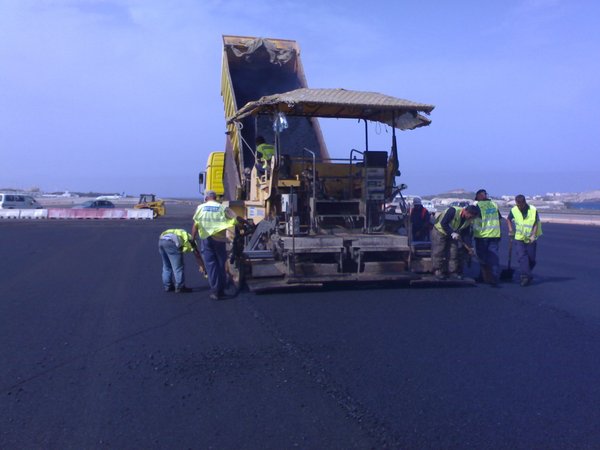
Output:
[460, 239, 494, 283]
[500, 238, 515, 281]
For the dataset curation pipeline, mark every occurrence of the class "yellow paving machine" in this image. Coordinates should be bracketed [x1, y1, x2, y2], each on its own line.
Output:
[201, 35, 472, 291]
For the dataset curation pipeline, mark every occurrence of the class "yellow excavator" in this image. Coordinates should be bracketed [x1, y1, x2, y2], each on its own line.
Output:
[134, 194, 165, 218]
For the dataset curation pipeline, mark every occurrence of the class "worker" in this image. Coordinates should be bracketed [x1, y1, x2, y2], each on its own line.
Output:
[410, 197, 432, 241]
[158, 228, 204, 293]
[192, 190, 240, 300]
[255, 135, 275, 171]
[473, 189, 503, 285]
[431, 204, 480, 280]
[506, 194, 542, 286]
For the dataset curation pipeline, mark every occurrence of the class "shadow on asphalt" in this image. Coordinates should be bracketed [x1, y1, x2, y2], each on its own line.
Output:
[250, 279, 477, 295]
[531, 275, 576, 285]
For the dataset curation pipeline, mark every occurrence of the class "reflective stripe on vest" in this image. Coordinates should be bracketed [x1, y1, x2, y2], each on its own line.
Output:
[434, 206, 469, 235]
[193, 201, 236, 239]
[511, 205, 542, 242]
[473, 200, 501, 238]
[161, 228, 194, 253]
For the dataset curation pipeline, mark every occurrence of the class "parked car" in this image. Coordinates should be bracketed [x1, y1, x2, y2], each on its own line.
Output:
[73, 200, 115, 209]
[385, 196, 407, 214]
[0, 193, 43, 209]
[421, 200, 437, 213]
[450, 200, 471, 207]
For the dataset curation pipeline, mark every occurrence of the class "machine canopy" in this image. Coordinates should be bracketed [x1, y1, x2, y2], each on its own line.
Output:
[228, 88, 435, 130]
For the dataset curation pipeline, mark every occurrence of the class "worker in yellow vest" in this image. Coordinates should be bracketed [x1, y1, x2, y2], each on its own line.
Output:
[506, 194, 542, 286]
[192, 190, 240, 300]
[158, 228, 204, 293]
[431, 205, 480, 280]
[473, 189, 503, 285]
[255, 135, 275, 172]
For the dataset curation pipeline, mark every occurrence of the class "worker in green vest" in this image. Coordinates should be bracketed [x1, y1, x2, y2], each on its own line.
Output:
[255, 135, 275, 172]
[158, 229, 204, 293]
[431, 204, 480, 280]
[192, 190, 240, 300]
[506, 194, 542, 286]
[473, 189, 503, 285]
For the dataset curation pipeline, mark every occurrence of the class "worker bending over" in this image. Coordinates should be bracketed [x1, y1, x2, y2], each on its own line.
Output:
[431, 205, 480, 280]
[506, 194, 542, 286]
[158, 228, 203, 293]
[192, 190, 240, 300]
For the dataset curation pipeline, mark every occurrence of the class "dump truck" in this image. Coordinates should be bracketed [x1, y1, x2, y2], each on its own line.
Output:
[203, 35, 471, 292]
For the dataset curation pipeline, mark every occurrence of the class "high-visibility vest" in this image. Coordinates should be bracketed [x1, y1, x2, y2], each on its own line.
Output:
[434, 207, 470, 235]
[473, 200, 501, 238]
[256, 143, 275, 168]
[511, 205, 542, 242]
[193, 201, 237, 239]
[160, 229, 195, 253]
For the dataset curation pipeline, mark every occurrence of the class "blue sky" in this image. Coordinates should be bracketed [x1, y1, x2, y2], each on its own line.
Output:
[1, 0, 599, 197]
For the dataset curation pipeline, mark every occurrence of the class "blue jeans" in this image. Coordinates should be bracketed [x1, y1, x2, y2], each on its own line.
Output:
[475, 238, 500, 279]
[158, 239, 185, 289]
[514, 240, 537, 278]
[201, 237, 227, 296]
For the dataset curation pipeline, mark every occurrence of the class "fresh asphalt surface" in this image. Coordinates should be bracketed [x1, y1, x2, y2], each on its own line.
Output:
[2, 204, 600, 449]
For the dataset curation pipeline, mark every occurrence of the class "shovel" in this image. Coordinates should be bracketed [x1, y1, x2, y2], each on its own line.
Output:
[500, 238, 515, 281]
[460, 239, 494, 284]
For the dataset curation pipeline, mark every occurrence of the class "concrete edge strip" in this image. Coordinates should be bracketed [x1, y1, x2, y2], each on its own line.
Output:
[541, 217, 600, 226]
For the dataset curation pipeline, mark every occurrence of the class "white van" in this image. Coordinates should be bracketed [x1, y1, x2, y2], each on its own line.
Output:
[0, 193, 43, 209]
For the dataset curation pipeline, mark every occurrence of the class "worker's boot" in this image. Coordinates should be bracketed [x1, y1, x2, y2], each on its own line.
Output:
[519, 275, 531, 287]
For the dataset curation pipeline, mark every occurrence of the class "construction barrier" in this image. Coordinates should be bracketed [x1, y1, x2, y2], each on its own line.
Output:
[17, 209, 49, 219]
[0, 210, 22, 219]
[70, 208, 128, 219]
[127, 209, 154, 219]
[1, 208, 153, 220]
[47, 209, 74, 219]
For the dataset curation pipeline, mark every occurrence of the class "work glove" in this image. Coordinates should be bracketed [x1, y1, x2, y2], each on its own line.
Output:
[451, 232, 460, 240]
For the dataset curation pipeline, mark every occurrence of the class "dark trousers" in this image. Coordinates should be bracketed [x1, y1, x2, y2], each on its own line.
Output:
[513, 240, 537, 278]
[475, 237, 500, 279]
[201, 237, 227, 295]
[431, 228, 464, 274]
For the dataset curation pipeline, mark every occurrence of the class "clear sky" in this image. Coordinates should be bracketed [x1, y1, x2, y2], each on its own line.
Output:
[1, 0, 599, 198]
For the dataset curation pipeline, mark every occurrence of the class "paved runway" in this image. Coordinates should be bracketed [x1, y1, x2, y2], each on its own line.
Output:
[1, 209, 600, 448]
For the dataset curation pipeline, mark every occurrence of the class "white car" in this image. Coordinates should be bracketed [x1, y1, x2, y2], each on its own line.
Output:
[421, 200, 437, 213]
[386, 196, 407, 214]
[0, 193, 43, 209]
